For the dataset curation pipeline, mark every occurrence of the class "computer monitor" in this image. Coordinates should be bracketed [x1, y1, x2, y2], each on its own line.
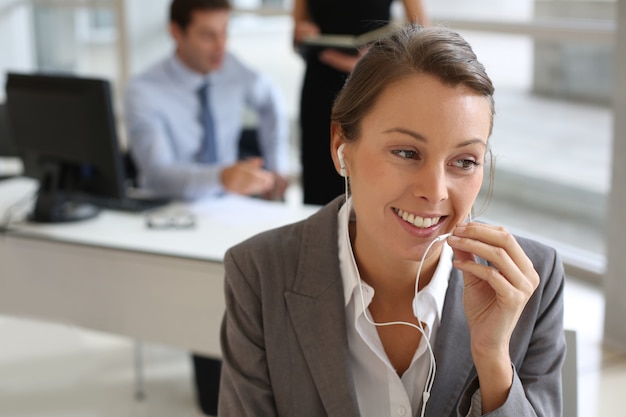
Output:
[0, 103, 19, 157]
[5, 72, 127, 223]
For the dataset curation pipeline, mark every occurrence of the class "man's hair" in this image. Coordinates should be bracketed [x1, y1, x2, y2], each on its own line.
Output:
[332, 24, 495, 141]
[170, 0, 232, 30]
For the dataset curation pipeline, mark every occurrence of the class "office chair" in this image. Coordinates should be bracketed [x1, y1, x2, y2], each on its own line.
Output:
[237, 127, 261, 160]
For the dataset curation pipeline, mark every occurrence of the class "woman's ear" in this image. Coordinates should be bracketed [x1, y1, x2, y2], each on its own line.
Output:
[330, 123, 347, 177]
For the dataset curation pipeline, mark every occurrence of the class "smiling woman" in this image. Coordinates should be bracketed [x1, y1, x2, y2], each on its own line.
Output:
[332, 74, 490, 274]
[219, 24, 566, 417]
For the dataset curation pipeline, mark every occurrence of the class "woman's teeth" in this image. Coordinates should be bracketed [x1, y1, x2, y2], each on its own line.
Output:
[395, 209, 440, 228]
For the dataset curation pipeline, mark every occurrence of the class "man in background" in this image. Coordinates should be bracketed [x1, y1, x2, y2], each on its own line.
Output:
[124, 0, 290, 415]
[125, 0, 289, 202]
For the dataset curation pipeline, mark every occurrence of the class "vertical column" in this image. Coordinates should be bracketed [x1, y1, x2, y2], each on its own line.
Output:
[113, 0, 129, 94]
[604, 0, 626, 352]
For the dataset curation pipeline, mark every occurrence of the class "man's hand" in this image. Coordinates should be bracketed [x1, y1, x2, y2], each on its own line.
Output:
[220, 157, 275, 196]
[261, 173, 290, 201]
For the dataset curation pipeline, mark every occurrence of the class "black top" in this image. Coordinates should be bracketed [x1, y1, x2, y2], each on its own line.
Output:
[308, 0, 392, 36]
[298, 0, 395, 206]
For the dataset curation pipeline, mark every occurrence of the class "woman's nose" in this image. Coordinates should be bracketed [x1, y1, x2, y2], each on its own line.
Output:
[412, 164, 448, 205]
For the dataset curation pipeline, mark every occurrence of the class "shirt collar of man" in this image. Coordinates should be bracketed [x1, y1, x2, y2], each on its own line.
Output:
[167, 53, 216, 91]
[337, 197, 453, 328]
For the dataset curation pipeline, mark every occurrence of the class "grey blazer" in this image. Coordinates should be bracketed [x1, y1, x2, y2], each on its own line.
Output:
[219, 197, 566, 417]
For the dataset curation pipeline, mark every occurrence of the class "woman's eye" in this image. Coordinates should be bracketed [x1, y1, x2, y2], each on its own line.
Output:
[393, 149, 418, 159]
[452, 159, 480, 169]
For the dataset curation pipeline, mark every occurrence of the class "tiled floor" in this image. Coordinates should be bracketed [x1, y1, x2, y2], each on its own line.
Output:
[0, 273, 623, 417]
[0, 317, 197, 416]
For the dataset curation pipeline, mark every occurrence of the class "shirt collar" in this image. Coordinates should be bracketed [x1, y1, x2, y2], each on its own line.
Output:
[166, 53, 215, 91]
[338, 197, 452, 323]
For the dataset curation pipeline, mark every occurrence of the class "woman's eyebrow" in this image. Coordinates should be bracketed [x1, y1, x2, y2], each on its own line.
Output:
[382, 127, 427, 141]
[457, 139, 487, 148]
[383, 128, 487, 148]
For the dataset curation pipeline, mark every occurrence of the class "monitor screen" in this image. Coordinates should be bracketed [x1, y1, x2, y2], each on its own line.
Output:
[5, 72, 127, 223]
[0, 103, 19, 157]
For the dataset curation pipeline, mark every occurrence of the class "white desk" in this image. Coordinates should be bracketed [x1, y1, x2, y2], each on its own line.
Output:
[0, 177, 319, 356]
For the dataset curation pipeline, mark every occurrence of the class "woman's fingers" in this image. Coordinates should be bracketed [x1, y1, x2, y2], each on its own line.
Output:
[449, 223, 539, 294]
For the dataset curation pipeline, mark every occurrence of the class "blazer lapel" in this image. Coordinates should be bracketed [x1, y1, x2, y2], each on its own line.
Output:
[425, 269, 474, 417]
[285, 198, 360, 417]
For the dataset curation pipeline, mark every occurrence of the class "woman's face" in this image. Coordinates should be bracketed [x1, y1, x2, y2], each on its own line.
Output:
[335, 73, 492, 264]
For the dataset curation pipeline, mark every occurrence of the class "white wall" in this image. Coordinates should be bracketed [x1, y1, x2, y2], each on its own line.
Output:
[423, 0, 533, 20]
[123, 0, 172, 77]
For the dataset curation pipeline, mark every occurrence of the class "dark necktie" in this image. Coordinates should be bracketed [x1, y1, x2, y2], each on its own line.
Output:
[196, 82, 218, 163]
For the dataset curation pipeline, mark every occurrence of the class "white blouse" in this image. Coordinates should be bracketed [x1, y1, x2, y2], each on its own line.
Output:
[337, 198, 454, 417]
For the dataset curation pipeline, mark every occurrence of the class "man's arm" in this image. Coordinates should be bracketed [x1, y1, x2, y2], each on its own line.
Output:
[292, 0, 319, 47]
[244, 73, 291, 200]
[124, 80, 225, 199]
[402, 0, 431, 26]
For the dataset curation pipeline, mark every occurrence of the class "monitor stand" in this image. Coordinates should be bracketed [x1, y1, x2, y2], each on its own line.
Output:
[30, 163, 100, 223]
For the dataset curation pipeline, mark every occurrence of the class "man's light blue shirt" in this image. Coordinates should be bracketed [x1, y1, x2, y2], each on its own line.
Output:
[124, 52, 289, 199]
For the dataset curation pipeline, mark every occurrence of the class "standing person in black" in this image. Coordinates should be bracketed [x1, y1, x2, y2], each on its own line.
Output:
[292, 0, 429, 205]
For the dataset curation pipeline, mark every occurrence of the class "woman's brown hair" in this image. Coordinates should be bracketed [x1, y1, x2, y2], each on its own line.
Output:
[331, 24, 496, 211]
[331, 24, 495, 142]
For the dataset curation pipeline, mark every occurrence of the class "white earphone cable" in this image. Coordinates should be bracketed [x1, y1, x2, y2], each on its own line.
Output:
[342, 168, 444, 417]
[356, 237, 442, 417]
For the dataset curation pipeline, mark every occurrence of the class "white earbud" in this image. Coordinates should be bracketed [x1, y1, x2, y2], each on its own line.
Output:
[337, 143, 346, 177]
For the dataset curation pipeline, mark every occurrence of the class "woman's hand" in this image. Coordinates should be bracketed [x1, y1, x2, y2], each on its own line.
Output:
[293, 20, 320, 46]
[318, 47, 369, 73]
[293, 19, 367, 73]
[447, 222, 540, 411]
